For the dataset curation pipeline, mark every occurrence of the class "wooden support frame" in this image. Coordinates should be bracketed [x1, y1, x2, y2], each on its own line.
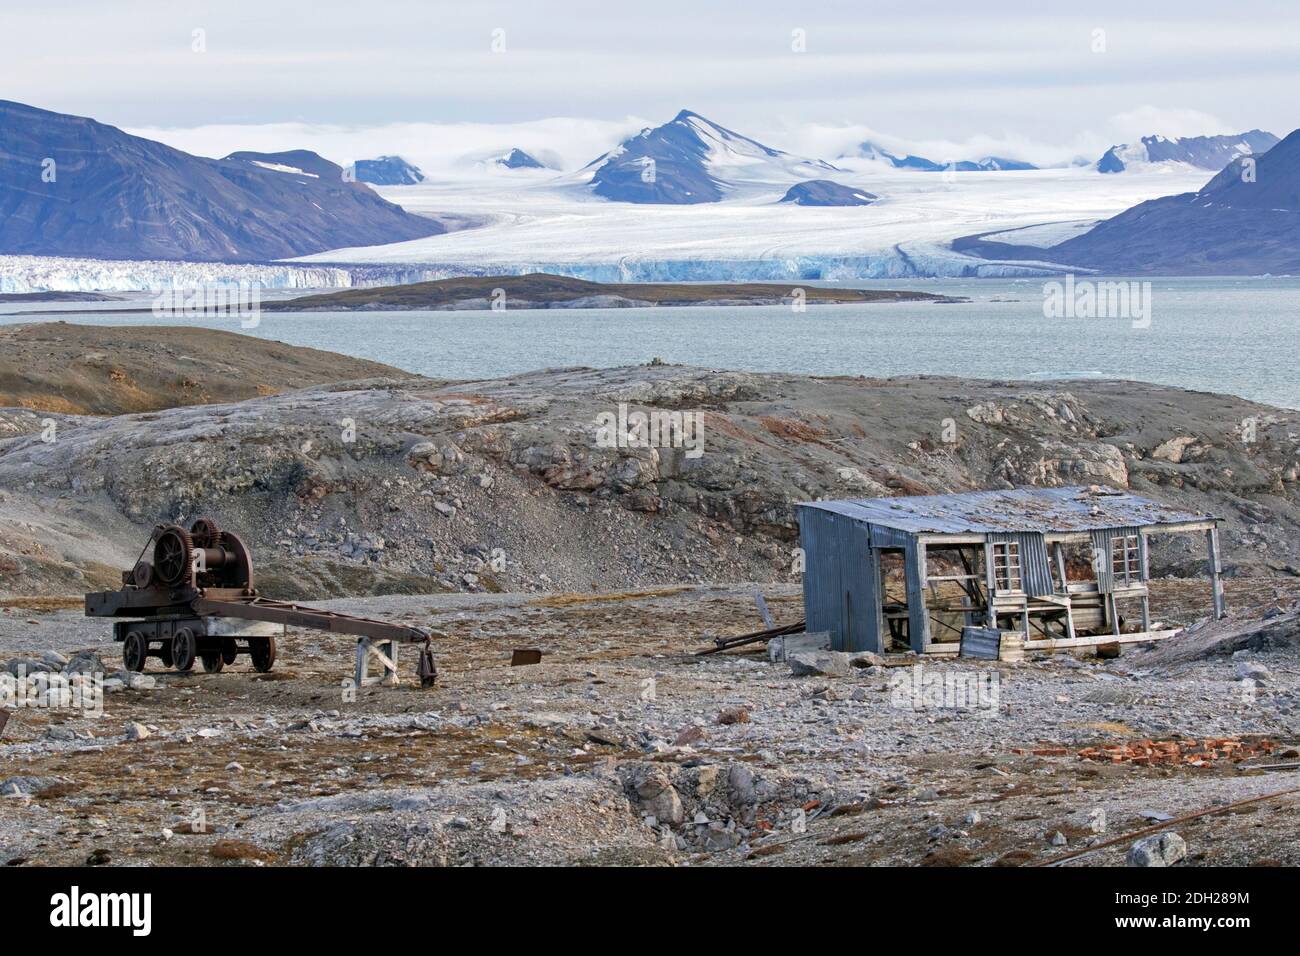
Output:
[1051, 542, 1077, 640]
[854, 519, 1220, 658]
[355, 637, 399, 687]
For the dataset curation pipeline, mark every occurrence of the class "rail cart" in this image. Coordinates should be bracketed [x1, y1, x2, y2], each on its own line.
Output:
[85, 519, 436, 687]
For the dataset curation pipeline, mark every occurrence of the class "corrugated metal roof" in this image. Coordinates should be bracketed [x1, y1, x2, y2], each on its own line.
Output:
[798, 486, 1214, 535]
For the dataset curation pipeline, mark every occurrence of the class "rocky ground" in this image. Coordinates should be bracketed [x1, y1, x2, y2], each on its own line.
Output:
[1, 581, 1298, 867]
[1, 329, 1298, 867]
[1, 353, 1297, 598]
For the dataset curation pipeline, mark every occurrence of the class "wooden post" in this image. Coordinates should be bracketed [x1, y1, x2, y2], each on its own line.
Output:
[983, 541, 997, 628]
[906, 538, 930, 653]
[1052, 542, 1069, 592]
[1206, 527, 1226, 619]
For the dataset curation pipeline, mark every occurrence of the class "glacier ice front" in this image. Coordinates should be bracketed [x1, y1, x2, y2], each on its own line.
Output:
[0, 255, 353, 294]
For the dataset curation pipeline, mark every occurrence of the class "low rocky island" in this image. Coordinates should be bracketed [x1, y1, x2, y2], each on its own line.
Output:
[268, 273, 963, 312]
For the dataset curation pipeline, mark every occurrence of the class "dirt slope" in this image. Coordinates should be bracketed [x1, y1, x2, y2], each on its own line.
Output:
[0, 322, 414, 415]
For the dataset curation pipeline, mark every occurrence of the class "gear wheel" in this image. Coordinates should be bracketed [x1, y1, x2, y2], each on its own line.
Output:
[189, 517, 222, 550]
[152, 525, 195, 587]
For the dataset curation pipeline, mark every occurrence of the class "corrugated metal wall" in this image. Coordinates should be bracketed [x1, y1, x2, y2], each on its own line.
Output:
[1090, 525, 1142, 592]
[990, 531, 1054, 596]
[798, 506, 881, 652]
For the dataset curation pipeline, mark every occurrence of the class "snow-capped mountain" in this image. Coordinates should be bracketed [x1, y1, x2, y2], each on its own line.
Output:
[1046, 127, 1300, 273]
[352, 155, 425, 185]
[856, 141, 1037, 172]
[583, 110, 841, 203]
[496, 148, 548, 170]
[0, 101, 441, 261]
[1096, 130, 1278, 173]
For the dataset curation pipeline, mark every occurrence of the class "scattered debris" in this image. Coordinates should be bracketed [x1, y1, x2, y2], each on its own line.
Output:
[1077, 737, 1275, 767]
[699, 619, 805, 656]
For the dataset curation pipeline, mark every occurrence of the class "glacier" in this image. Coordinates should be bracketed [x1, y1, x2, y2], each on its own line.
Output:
[0, 255, 353, 294]
[2, 163, 1211, 291]
[292, 163, 1210, 280]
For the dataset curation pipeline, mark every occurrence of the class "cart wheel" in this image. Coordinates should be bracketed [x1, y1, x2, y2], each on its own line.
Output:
[123, 631, 147, 672]
[158, 641, 174, 668]
[200, 652, 225, 673]
[250, 636, 276, 673]
[172, 627, 197, 673]
[221, 638, 238, 665]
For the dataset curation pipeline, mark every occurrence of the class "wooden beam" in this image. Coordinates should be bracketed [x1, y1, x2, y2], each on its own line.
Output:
[1052, 541, 1069, 592]
[1023, 628, 1180, 651]
[983, 541, 996, 628]
[1206, 526, 1226, 619]
[906, 538, 930, 654]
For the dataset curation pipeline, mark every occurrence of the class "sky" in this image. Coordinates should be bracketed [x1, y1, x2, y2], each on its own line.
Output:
[4, 0, 1298, 168]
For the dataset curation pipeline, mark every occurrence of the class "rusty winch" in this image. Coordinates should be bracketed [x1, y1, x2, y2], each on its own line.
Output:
[85, 518, 437, 687]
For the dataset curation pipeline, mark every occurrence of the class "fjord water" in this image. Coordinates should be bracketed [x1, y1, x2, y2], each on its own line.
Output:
[4, 276, 1297, 409]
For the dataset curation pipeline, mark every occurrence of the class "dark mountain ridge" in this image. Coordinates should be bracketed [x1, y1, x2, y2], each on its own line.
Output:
[0, 100, 441, 262]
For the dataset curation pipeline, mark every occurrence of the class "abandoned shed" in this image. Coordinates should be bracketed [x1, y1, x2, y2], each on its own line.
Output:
[797, 486, 1223, 655]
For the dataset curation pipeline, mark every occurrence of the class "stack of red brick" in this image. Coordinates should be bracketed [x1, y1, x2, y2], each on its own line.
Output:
[1076, 737, 1276, 767]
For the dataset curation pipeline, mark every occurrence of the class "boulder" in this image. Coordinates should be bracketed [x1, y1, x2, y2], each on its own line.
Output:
[768, 631, 830, 662]
[726, 763, 756, 806]
[631, 768, 684, 825]
[5, 657, 50, 677]
[789, 651, 851, 678]
[1234, 659, 1272, 683]
[849, 651, 885, 668]
[1126, 832, 1187, 867]
[1150, 436, 1197, 463]
[63, 651, 108, 676]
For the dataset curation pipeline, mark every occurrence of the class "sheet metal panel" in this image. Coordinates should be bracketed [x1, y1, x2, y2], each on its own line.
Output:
[990, 531, 1054, 597]
[868, 524, 914, 550]
[798, 506, 843, 646]
[797, 504, 880, 652]
[799, 486, 1213, 535]
[1089, 525, 1141, 593]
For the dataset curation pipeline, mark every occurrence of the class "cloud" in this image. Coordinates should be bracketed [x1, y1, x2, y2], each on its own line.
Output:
[1106, 106, 1235, 142]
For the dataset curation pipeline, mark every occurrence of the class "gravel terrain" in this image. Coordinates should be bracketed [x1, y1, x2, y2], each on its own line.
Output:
[1, 581, 1298, 867]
